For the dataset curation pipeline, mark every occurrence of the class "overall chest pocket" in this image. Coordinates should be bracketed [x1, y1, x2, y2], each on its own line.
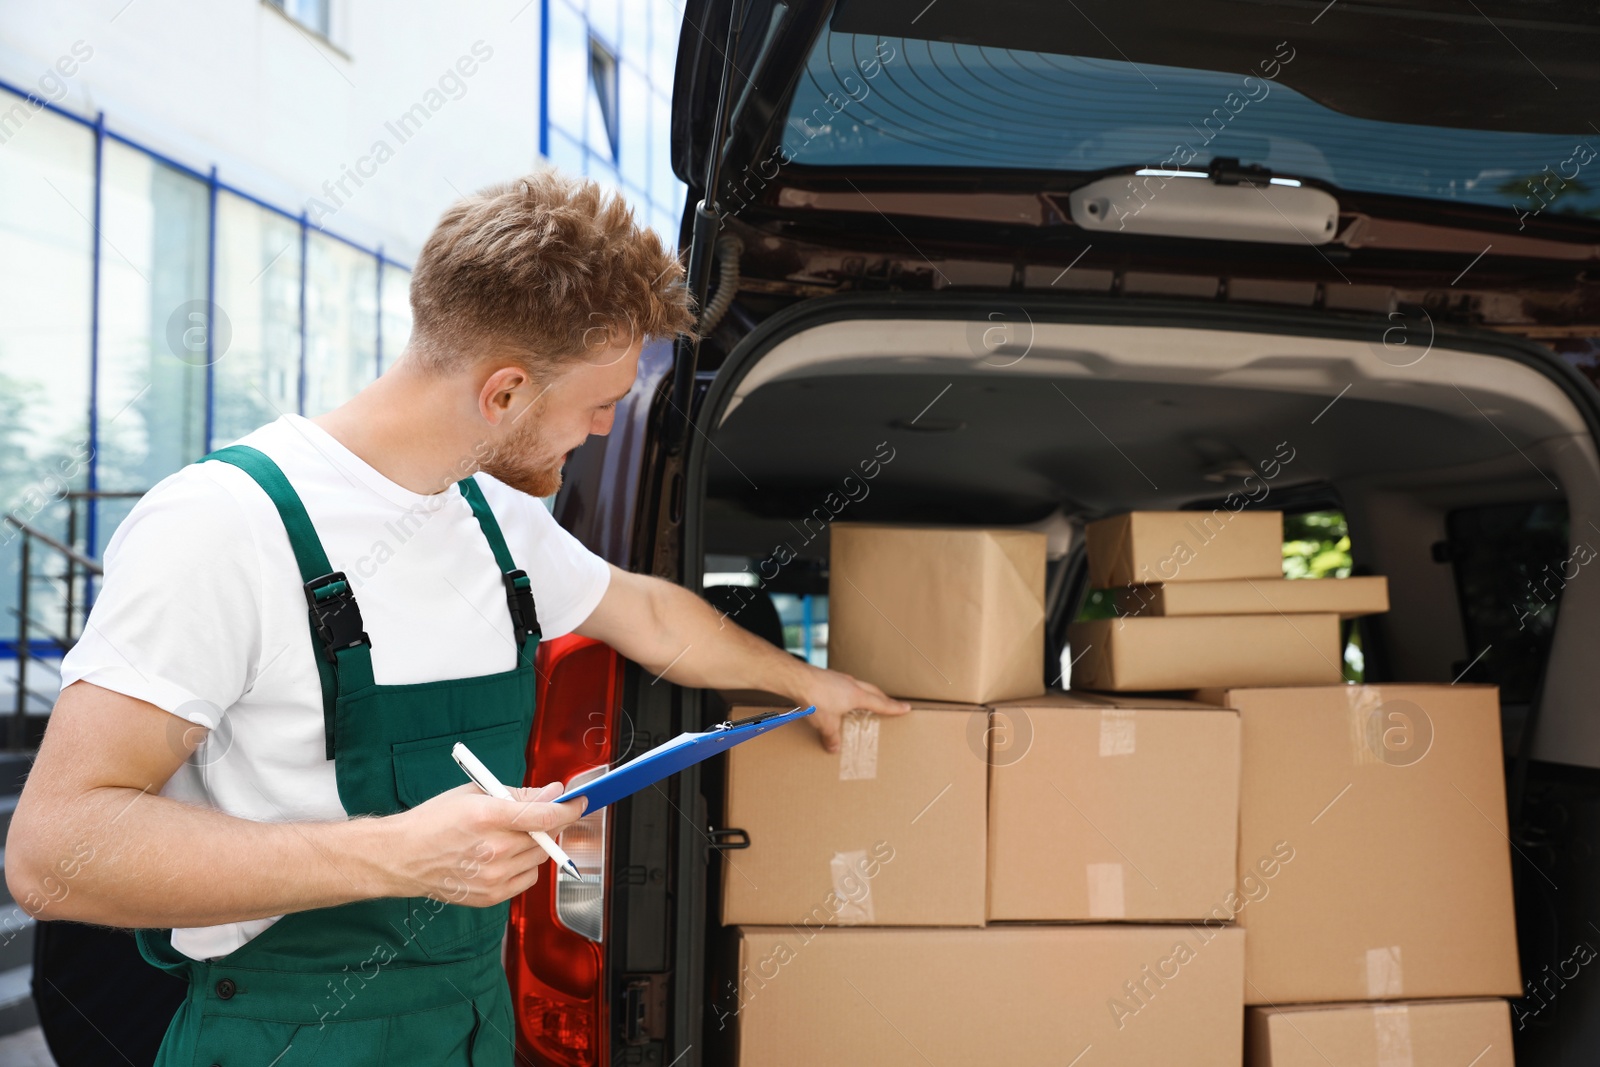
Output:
[390, 720, 529, 960]
[391, 720, 527, 810]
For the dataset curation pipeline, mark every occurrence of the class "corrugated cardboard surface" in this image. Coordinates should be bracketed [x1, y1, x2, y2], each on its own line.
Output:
[1086, 509, 1284, 588]
[1199, 685, 1521, 1004]
[828, 523, 1046, 704]
[1247, 999, 1513, 1067]
[730, 925, 1245, 1066]
[987, 692, 1240, 920]
[1069, 615, 1344, 691]
[721, 702, 988, 927]
[1116, 575, 1390, 619]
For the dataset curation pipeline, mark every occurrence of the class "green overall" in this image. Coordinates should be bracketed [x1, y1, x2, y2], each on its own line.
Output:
[135, 445, 541, 1066]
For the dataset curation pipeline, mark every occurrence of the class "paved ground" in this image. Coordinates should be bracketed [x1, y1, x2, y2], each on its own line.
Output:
[0, 1026, 56, 1066]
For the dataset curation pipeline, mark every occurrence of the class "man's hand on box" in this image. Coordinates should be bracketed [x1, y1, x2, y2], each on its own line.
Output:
[573, 568, 911, 753]
[799, 669, 912, 754]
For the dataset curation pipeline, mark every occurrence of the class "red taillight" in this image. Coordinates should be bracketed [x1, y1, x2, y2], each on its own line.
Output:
[509, 634, 622, 1067]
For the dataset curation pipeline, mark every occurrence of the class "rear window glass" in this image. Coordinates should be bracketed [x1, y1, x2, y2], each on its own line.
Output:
[783, 26, 1600, 216]
[1445, 501, 1570, 706]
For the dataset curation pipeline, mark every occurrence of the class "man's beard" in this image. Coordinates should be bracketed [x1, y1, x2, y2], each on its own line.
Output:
[479, 415, 567, 497]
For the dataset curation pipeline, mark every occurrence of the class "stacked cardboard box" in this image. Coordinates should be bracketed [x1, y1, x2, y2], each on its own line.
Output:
[718, 524, 1247, 1064]
[726, 925, 1244, 1064]
[827, 523, 1047, 704]
[720, 697, 990, 928]
[1068, 510, 1387, 691]
[987, 691, 1240, 923]
[721, 518, 1522, 1064]
[720, 694, 1247, 1065]
[1062, 512, 1521, 1064]
[1196, 684, 1521, 1010]
[1247, 999, 1514, 1067]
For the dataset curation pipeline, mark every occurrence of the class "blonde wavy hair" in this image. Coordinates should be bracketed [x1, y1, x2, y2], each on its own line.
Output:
[408, 169, 695, 375]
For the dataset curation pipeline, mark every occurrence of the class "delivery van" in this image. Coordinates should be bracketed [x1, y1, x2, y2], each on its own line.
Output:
[509, 1, 1600, 1064]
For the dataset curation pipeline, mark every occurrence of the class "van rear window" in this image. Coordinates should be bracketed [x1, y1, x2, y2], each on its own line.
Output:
[783, 26, 1600, 218]
[1445, 501, 1571, 705]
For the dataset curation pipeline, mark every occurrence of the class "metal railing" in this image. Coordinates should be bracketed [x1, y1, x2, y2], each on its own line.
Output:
[4, 490, 144, 750]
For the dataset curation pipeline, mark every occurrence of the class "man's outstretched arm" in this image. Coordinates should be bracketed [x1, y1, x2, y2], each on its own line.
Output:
[576, 564, 912, 753]
[4, 682, 582, 929]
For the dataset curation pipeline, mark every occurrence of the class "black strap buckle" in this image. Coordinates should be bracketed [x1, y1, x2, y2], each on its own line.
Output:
[503, 568, 541, 643]
[303, 571, 370, 662]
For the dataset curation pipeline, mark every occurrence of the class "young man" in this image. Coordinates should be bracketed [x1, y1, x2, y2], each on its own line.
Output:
[5, 172, 908, 1065]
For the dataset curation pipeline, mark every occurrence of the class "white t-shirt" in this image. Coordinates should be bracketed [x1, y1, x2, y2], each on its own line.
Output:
[59, 414, 612, 960]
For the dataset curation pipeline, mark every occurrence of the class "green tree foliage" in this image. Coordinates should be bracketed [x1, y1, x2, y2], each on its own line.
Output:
[1282, 510, 1352, 579]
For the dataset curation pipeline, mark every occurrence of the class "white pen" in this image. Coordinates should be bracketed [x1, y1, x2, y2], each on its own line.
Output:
[451, 742, 583, 881]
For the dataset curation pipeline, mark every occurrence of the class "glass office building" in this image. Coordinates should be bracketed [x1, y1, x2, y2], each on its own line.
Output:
[0, 0, 686, 658]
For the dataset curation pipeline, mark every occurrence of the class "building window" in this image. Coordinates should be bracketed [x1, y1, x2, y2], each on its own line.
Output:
[303, 232, 378, 416]
[379, 264, 413, 373]
[588, 34, 621, 162]
[0, 105, 94, 650]
[213, 192, 302, 444]
[95, 140, 212, 553]
[267, 0, 331, 38]
[539, 0, 687, 241]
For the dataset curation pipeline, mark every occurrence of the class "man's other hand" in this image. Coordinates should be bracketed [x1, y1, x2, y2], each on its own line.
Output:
[386, 782, 586, 907]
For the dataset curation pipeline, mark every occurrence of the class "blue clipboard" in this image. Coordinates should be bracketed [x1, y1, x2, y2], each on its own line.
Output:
[556, 705, 815, 813]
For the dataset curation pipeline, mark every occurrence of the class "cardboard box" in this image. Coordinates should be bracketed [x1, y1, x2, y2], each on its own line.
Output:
[1068, 615, 1344, 691]
[1247, 999, 1513, 1067]
[1197, 685, 1521, 1004]
[828, 523, 1046, 704]
[727, 925, 1245, 1066]
[1086, 509, 1284, 588]
[1116, 575, 1389, 619]
[987, 692, 1240, 921]
[720, 702, 988, 927]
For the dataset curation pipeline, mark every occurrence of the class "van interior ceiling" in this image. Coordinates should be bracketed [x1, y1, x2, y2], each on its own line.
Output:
[696, 319, 1600, 771]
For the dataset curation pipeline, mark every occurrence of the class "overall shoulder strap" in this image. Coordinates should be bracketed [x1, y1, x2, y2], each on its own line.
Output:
[205, 446, 332, 579]
[456, 476, 541, 664]
[203, 445, 374, 758]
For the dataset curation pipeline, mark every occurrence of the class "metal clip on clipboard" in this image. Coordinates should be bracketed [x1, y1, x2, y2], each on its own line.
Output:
[714, 705, 806, 731]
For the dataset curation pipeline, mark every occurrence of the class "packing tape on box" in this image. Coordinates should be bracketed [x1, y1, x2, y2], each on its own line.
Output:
[1372, 1005, 1413, 1067]
[829, 849, 876, 923]
[1086, 862, 1126, 918]
[1099, 709, 1137, 756]
[839, 711, 880, 780]
[1345, 685, 1386, 766]
[1365, 945, 1404, 997]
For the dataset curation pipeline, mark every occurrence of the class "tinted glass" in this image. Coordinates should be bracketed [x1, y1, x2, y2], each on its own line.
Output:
[1446, 500, 1569, 706]
[783, 27, 1600, 217]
